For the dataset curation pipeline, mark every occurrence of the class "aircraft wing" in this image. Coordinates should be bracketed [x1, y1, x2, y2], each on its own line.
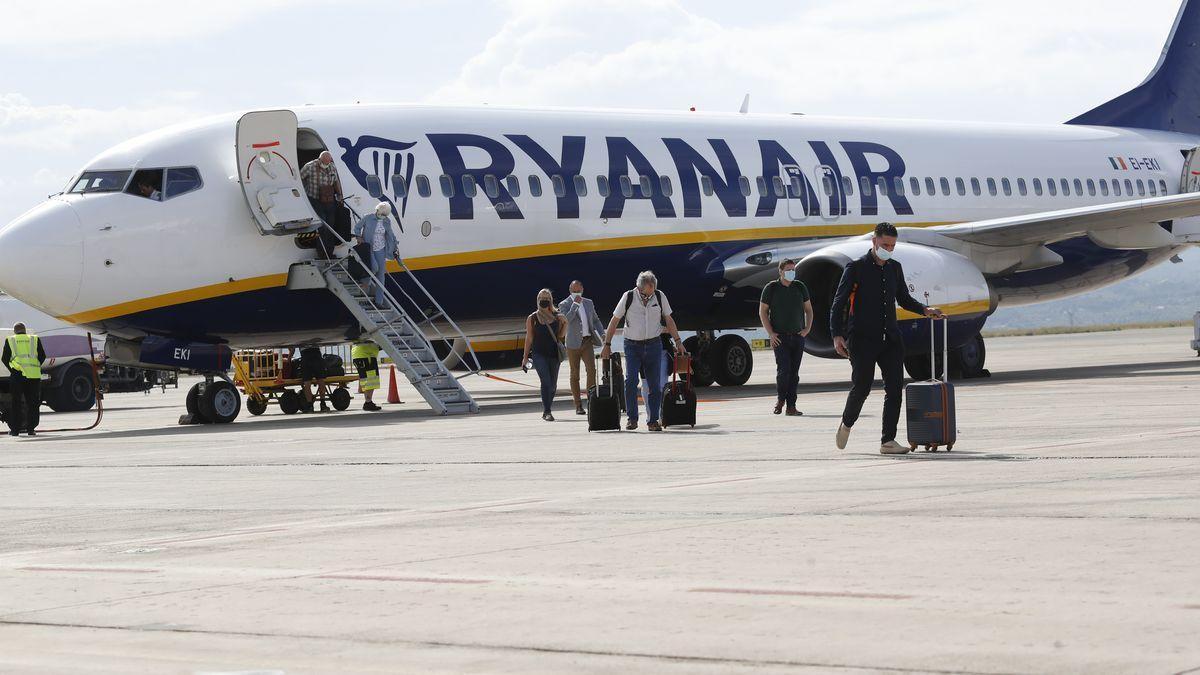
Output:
[900, 191, 1200, 274]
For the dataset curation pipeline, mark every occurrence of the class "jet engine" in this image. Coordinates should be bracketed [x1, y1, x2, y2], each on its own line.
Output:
[795, 241, 995, 357]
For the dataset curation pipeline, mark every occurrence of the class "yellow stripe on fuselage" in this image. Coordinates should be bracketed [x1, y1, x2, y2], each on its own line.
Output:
[57, 221, 952, 325]
[897, 299, 991, 321]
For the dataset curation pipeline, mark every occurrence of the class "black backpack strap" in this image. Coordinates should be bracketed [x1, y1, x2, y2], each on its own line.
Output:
[620, 290, 634, 329]
[656, 290, 666, 326]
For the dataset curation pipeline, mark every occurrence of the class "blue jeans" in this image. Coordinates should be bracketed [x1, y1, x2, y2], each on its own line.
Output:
[531, 352, 560, 415]
[368, 249, 388, 305]
[624, 338, 664, 424]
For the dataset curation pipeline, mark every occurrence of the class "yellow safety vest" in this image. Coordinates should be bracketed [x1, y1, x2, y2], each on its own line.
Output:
[352, 342, 381, 391]
[5, 334, 41, 379]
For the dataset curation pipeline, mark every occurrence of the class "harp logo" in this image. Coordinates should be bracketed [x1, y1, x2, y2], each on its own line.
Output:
[337, 135, 419, 230]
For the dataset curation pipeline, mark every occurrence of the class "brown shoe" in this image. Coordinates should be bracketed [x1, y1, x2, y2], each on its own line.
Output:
[647, 421, 663, 432]
[773, 400, 784, 415]
[785, 407, 803, 416]
[626, 420, 638, 431]
[575, 405, 586, 416]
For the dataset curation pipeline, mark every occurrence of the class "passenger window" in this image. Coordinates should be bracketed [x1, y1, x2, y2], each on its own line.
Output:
[640, 175, 654, 196]
[573, 175, 588, 197]
[954, 177, 965, 196]
[660, 175, 674, 197]
[1015, 178, 1025, 196]
[1148, 180, 1157, 196]
[1160, 179, 1168, 195]
[1002, 178, 1013, 196]
[909, 177, 921, 196]
[925, 177, 935, 195]
[756, 176, 768, 196]
[127, 168, 165, 201]
[987, 178, 997, 196]
[893, 176, 904, 196]
[1085, 179, 1095, 196]
[1099, 180, 1109, 197]
[483, 174, 499, 199]
[771, 176, 785, 198]
[462, 175, 478, 198]
[505, 175, 521, 197]
[552, 175, 567, 198]
[1073, 178, 1083, 195]
[528, 175, 543, 197]
[860, 176, 872, 196]
[701, 175, 714, 196]
[1123, 178, 1133, 195]
[596, 175, 610, 197]
[164, 167, 202, 199]
[970, 178, 981, 196]
[841, 175, 855, 196]
[1032, 178, 1041, 196]
[1046, 178, 1057, 196]
[620, 175, 633, 198]
[1113, 179, 1122, 197]
[393, 177, 408, 199]
[439, 175, 455, 198]
[738, 176, 751, 197]
[1061, 178, 1071, 195]
[416, 174, 431, 198]
[790, 176, 803, 196]
[940, 177, 950, 195]
[823, 175, 834, 197]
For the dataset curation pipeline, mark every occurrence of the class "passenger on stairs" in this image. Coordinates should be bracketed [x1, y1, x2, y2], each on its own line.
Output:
[352, 202, 399, 305]
[301, 151, 342, 228]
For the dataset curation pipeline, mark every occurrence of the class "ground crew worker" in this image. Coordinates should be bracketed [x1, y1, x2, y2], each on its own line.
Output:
[3, 322, 46, 437]
[352, 339, 384, 411]
[759, 258, 813, 416]
[829, 222, 943, 454]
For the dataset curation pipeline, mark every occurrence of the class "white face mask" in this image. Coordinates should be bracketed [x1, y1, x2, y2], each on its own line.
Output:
[571, 292, 582, 299]
[782, 270, 796, 282]
[875, 246, 893, 261]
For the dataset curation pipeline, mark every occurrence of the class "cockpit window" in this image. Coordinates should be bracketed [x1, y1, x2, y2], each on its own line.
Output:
[165, 167, 202, 198]
[69, 170, 131, 194]
[127, 169, 165, 201]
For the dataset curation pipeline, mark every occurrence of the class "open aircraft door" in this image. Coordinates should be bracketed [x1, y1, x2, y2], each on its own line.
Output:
[236, 110, 321, 235]
[1176, 147, 1200, 243]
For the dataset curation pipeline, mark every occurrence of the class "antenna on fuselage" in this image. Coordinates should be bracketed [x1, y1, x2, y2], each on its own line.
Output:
[739, 93, 750, 114]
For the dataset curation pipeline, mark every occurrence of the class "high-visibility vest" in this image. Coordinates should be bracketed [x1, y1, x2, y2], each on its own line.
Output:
[5, 334, 41, 379]
[351, 342, 380, 360]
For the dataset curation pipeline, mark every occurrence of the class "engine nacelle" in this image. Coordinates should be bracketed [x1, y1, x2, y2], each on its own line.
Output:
[795, 240, 994, 357]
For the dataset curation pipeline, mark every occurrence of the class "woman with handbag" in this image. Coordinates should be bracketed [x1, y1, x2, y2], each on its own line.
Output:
[521, 288, 568, 421]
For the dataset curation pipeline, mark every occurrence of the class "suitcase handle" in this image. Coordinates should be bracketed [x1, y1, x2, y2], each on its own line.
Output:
[925, 294, 949, 383]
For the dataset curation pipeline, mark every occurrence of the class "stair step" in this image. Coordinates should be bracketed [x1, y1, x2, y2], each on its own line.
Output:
[442, 401, 476, 415]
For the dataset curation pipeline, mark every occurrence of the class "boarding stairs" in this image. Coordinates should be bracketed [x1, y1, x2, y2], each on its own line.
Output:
[297, 215, 480, 415]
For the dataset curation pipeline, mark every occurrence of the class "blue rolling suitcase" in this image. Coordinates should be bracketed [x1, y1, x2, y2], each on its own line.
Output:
[905, 317, 956, 452]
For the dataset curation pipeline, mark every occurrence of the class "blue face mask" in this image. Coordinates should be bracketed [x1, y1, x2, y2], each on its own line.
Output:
[875, 246, 894, 261]
[782, 270, 796, 282]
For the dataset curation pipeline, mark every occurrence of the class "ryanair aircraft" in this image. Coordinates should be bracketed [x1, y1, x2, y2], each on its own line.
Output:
[2, 0, 1199, 391]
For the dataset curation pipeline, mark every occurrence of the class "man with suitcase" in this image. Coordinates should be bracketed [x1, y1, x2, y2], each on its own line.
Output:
[829, 223, 943, 454]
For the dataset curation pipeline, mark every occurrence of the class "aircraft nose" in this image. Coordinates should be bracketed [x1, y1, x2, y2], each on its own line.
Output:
[0, 199, 84, 317]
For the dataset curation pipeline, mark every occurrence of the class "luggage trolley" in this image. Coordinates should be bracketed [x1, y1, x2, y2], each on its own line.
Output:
[231, 347, 359, 415]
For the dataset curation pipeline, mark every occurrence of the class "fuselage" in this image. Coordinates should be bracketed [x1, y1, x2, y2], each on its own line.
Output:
[0, 104, 1192, 349]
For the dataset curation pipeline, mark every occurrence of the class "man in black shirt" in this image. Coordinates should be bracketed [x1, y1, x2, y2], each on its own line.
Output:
[829, 223, 943, 454]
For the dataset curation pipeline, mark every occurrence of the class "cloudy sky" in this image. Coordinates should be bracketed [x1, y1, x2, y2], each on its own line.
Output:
[0, 0, 1184, 226]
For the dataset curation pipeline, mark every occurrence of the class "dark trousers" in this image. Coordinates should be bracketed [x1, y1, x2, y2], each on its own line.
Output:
[841, 336, 906, 443]
[531, 352, 560, 415]
[7, 373, 40, 434]
[624, 338, 664, 423]
[773, 334, 805, 407]
[311, 198, 339, 227]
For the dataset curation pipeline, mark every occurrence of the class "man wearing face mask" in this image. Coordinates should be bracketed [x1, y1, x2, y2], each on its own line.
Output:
[759, 259, 813, 416]
[829, 222, 943, 454]
[558, 280, 607, 416]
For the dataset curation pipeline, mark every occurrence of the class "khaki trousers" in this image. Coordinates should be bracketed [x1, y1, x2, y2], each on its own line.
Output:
[566, 336, 597, 406]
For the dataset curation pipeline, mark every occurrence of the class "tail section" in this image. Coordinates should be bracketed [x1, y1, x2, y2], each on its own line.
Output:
[1068, 0, 1200, 133]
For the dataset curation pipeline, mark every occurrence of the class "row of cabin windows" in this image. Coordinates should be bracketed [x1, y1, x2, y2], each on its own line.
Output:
[395, 173, 1171, 201]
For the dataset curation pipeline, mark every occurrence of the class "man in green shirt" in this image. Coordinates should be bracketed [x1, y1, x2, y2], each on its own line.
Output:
[759, 259, 814, 416]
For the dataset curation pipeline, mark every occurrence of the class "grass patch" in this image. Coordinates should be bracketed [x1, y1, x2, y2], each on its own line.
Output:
[983, 320, 1190, 338]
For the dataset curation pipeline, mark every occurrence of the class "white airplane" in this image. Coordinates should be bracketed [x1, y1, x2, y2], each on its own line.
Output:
[1, 0, 1199, 417]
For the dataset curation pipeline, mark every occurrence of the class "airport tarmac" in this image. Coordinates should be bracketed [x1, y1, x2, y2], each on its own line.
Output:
[0, 326, 1197, 674]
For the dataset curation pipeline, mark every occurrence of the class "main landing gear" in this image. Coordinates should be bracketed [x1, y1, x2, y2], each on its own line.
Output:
[183, 375, 242, 425]
[682, 331, 754, 387]
[904, 332, 989, 380]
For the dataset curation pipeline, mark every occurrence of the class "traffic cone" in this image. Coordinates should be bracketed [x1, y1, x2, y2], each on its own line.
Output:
[387, 364, 402, 404]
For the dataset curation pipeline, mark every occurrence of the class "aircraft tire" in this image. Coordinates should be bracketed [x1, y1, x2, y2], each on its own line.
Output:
[953, 333, 989, 379]
[330, 387, 352, 411]
[682, 336, 715, 387]
[711, 334, 753, 387]
[45, 362, 97, 413]
[199, 380, 241, 424]
[185, 383, 210, 423]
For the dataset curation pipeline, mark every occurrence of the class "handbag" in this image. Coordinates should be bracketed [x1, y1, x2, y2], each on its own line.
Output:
[542, 320, 567, 362]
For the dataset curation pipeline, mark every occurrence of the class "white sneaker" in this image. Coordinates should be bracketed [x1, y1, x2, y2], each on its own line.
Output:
[879, 440, 910, 455]
[835, 423, 851, 450]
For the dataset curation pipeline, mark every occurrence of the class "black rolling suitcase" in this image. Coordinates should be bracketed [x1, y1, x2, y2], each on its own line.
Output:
[660, 355, 696, 428]
[588, 357, 622, 431]
[905, 317, 956, 451]
[348, 242, 373, 281]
